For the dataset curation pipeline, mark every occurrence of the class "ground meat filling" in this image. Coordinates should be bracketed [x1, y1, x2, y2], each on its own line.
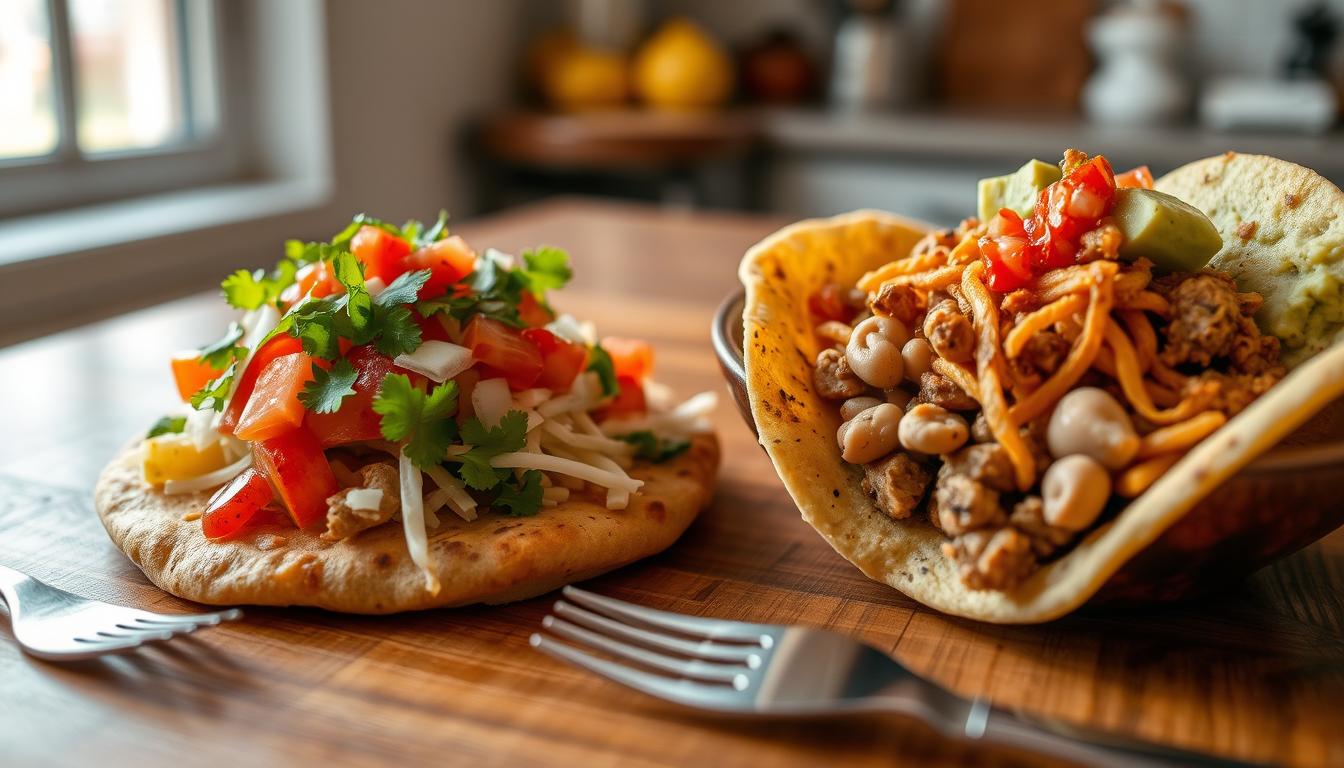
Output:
[861, 453, 931, 520]
[813, 208, 1285, 593]
[323, 462, 400, 542]
[813, 348, 868, 400]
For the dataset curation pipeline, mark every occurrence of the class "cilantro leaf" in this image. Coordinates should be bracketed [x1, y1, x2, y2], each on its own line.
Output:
[372, 373, 460, 468]
[620, 431, 690, 462]
[587, 344, 619, 397]
[415, 251, 526, 327]
[417, 210, 449, 246]
[370, 304, 423, 357]
[521, 246, 572, 293]
[331, 251, 374, 333]
[190, 362, 238, 411]
[299, 359, 359, 414]
[221, 260, 298, 309]
[146, 415, 186, 439]
[457, 410, 529, 491]
[199, 322, 245, 369]
[375, 268, 431, 307]
[493, 470, 544, 516]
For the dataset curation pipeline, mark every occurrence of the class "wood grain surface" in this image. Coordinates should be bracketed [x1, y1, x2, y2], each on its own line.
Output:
[1, 200, 1341, 767]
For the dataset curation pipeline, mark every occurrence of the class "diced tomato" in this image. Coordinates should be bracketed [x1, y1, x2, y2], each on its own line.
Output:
[985, 155, 1119, 290]
[220, 335, 304, 435]
[305, 345, 395, 447]
[1115, 165, 1154, 190]
[599, 375, 648, 419]
[281, 262, 343, 306]
[601, 337, 654, 381]
[517, 291, 554, 327]
[807, 283, 850, 323]
[521, 328, 588, 393]
[405, 235, 476, 300]
[351, 225, 412, 284]
[463, 315, 542, 390]
[234, 352, 319, 442]
[414, 312, 456, 344]
[251, 427, 338, 529]
[170, 352, 225, 403]
[202, 468, 277, 540]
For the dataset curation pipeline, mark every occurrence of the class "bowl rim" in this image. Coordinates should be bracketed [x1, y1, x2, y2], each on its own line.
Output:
[713, 286, 1344, 475]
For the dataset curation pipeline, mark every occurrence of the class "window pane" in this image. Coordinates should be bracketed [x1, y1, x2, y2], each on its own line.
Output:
[0, 0, 58, 159]
[70, 0, 184, 153]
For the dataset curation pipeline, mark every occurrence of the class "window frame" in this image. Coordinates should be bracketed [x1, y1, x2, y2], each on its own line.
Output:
[0, 0, 244, 218]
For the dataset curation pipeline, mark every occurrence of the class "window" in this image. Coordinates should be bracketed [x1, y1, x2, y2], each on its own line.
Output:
[0, 0, 235, 216]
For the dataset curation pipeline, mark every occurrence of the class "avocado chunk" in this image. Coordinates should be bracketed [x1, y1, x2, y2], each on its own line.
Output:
[1113, 188, 1223, 272]
[977, 159, 1062, 223]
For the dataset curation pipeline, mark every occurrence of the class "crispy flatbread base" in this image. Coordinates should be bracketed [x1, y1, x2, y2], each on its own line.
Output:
[741, 208, 1344, 623]
[95, 435, 719, 613]
[1157, 152, 1344, 366]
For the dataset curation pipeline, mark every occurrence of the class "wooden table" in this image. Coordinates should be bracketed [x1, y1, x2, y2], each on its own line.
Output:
[2, 199, 1341, 767]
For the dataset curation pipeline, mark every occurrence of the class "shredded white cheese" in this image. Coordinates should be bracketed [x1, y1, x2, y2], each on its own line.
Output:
[513, 388, 553, 409]
[421, 464, 479, 522]
[398, 449, 440, 595]
[541, 420, 633, 456]
[490, 452, 642, 494]
[163, 453, 253, 495]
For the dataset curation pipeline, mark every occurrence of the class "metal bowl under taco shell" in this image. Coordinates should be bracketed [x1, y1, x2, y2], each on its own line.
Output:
[721, 155, 1344, 623]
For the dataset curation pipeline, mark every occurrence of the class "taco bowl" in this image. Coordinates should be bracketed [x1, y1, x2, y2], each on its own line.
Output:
[731, 153, 1344, 623]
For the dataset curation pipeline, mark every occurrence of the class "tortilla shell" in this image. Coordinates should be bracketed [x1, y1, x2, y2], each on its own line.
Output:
[741, 208, 1344, 623]
[95, 434, 719, 613]
[1156, 152, 1344, 366]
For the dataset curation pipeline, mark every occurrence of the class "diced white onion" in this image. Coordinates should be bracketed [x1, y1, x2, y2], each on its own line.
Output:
[472, 377, 511, 428]
[185, 407, 218, 451]
[394, 340, 474, 383]
[601, 391, 718, 437]
[643, 379, 677, 412]
[421, 464, 479, 522]
[546, 314, 597, 346]
[398, 449, 440, 595]
[346, 488, 383, 512]
[513, 388, 553, 409]
[211, 303, 282, 428]
[490, 452, 642, 493]
[163, 453, 253, 495]
[365, 276, 387, 298]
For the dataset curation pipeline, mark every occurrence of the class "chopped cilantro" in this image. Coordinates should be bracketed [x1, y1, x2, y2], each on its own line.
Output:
[369, 304, 422, 357]
[375, 268, 431, 307]
[520, 246, 572, 293]
[587, 344, 619, 397]
[198, 322, 245, 369]
[146, 415, 186, 438]
[456, 410, 529, 491]
[221, 259, 297, 310]
[299, 359, 359, 414]
[190, 363, 238, 411]
[620, 431, 690, 462]
[373, 374, 460, 468]
[493, 470, 544, 516]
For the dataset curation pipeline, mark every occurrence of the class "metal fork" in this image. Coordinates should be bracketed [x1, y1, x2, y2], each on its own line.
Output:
[532, 587, 1260, 768]
[0, 564, 241, 661]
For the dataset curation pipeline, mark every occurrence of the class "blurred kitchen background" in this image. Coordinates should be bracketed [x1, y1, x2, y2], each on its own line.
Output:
[1, 0, 1343, 342]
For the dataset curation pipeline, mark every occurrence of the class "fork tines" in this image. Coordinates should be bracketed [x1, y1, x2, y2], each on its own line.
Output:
[530, 587, 777, 710]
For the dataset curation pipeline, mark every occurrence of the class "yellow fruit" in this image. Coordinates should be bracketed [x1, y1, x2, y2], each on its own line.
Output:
[633, 18, 734, 111]
[142, 434, 227, 486]
[543, 48, 630, 111]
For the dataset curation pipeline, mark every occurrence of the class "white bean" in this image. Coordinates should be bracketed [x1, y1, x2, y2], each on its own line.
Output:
[1042, 455, 1111, 531]
[837, 403, 904, 464]
[897, 403, 969, 455]
[845, 316, 908, 389]
[1046, 387, 1140, 470]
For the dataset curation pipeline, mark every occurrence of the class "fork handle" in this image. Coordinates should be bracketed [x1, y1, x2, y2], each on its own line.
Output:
[977, 704, 1262, 768]
[0, 564, 31, 611]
